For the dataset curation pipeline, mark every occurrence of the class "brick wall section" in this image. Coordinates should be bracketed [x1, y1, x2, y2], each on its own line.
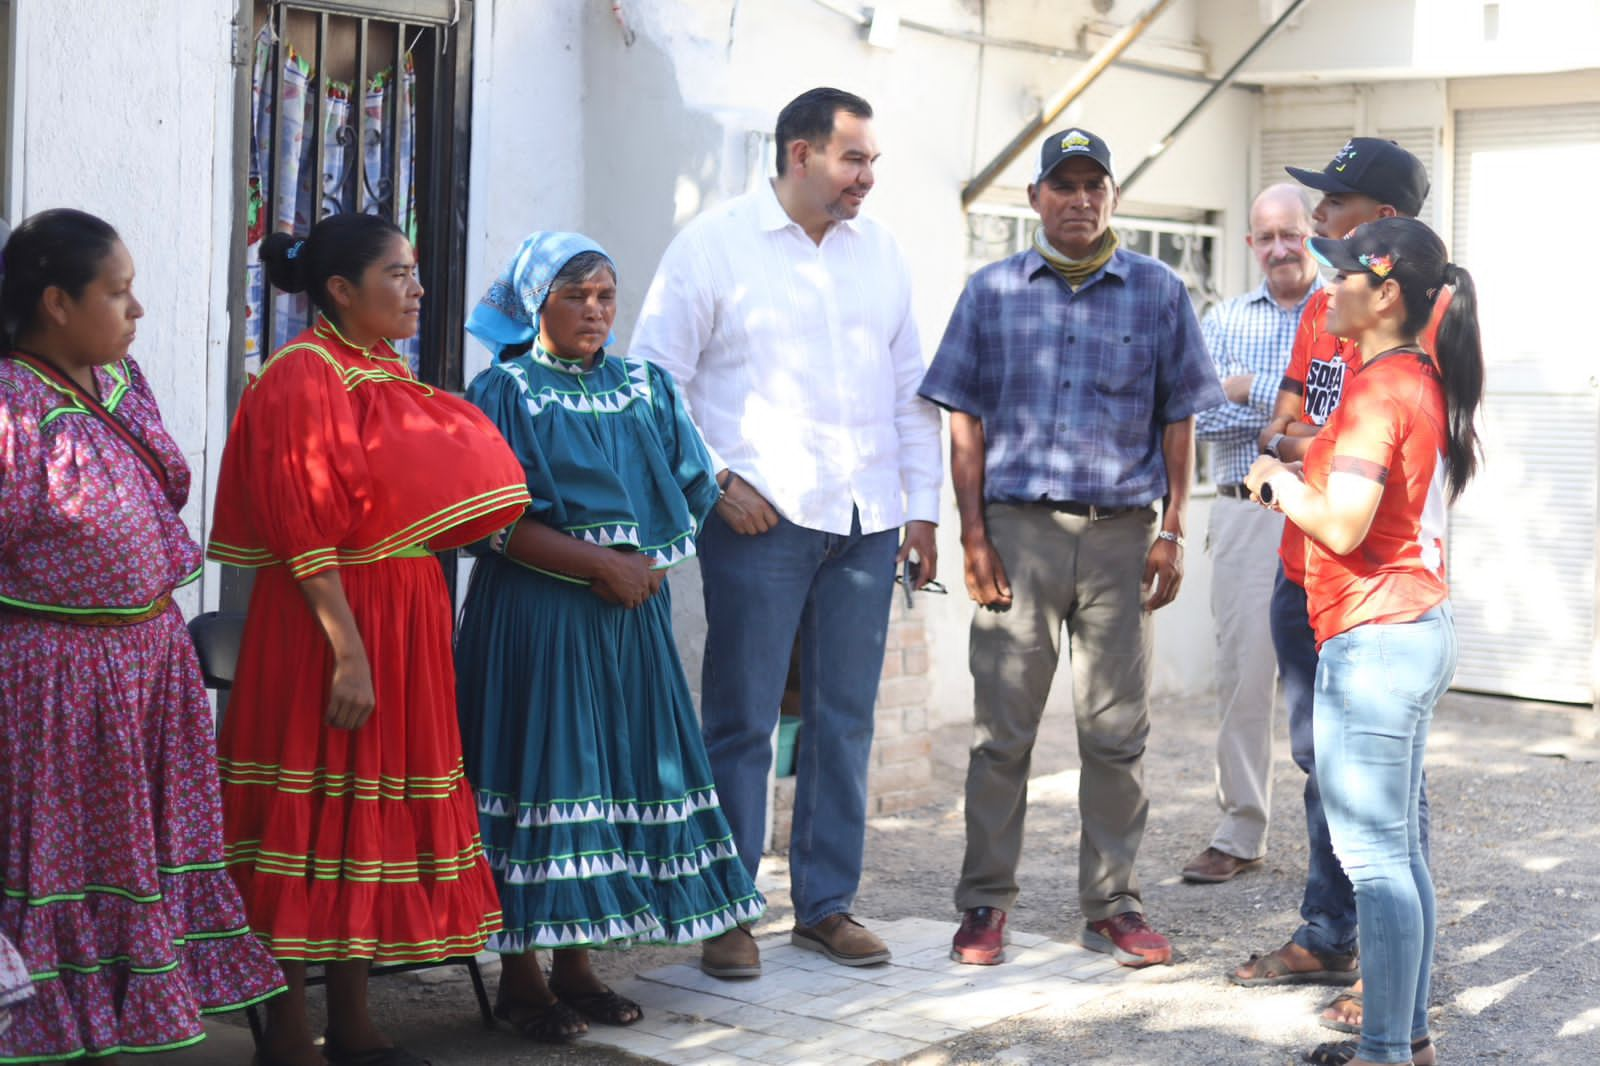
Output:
[770, 597, 940, 851]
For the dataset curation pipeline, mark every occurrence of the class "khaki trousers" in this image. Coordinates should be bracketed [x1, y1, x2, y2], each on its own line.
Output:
[957, 502, 1156, 922]
[1205, 495, 1284, 859]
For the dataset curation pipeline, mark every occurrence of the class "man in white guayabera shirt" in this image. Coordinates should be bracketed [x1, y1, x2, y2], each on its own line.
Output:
[631, 87, 942, 981]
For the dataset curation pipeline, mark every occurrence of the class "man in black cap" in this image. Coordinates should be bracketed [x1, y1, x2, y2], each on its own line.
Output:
[1229, 137, 1432, 1037]
[920, 128, 1222, 969]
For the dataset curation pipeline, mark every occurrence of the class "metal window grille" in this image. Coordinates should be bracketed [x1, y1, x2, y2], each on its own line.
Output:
[220, 0, 474, 612]
[229, 0, 473, 400]
[965, 204, 1223, 314]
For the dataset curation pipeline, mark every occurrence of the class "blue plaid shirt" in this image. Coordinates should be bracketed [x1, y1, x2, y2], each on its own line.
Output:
[1194, 277, 1323, 486]
[919, 247, 1223, 507]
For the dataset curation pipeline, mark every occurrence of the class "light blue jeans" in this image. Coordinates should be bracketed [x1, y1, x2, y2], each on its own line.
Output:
[1314, 603, 1456, 1063]
[697, 508, 898, 927]
[1274, 568, 1432, 960]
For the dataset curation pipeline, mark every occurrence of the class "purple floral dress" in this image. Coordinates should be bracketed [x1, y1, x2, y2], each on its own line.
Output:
[0, 355, 284, 1061]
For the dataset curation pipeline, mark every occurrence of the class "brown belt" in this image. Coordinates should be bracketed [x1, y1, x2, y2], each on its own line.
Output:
[0, 593, 174, 627]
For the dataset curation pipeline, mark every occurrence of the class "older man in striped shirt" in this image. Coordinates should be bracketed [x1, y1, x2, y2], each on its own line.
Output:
[1181, 183, 1321, 885]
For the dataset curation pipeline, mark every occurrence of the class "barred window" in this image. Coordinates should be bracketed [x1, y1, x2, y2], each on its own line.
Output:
[964, 203, 1222, 316]
[233, 0, 474, 392]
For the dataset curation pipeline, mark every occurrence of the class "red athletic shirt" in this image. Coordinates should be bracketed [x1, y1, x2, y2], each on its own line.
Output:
[1278, 288, 1443, 584]
[1300, 348, 1449, 647]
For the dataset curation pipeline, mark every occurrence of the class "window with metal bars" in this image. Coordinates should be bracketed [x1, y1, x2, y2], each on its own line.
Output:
[233, 0, 473, 394]
[964, 204, 1223, 315]
[219, 0, 474, 612]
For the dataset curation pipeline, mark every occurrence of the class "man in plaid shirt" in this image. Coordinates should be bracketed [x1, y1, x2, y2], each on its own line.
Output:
[920, 128, 1222, 971]
[1181, 184, 1322, 885]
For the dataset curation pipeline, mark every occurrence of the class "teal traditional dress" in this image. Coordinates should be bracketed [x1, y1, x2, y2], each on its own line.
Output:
[455, 336, 765, 952]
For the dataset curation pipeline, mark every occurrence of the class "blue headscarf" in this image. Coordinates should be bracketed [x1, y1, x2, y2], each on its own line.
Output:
[466, 231, 616, 358]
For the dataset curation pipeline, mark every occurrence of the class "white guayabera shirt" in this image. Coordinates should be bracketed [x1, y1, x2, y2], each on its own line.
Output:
[630, 179, 942, 537]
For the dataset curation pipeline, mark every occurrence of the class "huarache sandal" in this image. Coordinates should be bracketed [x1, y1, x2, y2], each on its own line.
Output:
[1319, 990, 1363, 1034]
[320, 1032, 431, 1066]
[548, 976, 643, 1026]
[492, 994, 588, 1043]
[1230, 941, 1360, 987]
[1303, 1036, 1432, 1065]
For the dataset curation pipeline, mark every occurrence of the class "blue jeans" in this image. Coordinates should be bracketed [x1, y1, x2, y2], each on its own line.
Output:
[1272, 567, 1431, 960]
[1271, 567, 1357, 958]
[1315, 604, 1455, 1063]
[698, 508, 898, 927]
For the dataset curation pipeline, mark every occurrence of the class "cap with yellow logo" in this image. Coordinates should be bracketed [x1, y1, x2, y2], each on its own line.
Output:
[1036, 127, 1116, 184]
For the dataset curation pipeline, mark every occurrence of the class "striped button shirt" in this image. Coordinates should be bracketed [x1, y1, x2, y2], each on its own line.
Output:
[1194, 277, 1323, 487]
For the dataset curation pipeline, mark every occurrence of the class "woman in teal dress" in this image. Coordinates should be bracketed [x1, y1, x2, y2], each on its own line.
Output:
[455, 232, 765, 1044]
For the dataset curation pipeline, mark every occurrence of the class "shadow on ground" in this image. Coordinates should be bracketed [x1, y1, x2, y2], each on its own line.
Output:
[160, 691, 1599, 1064]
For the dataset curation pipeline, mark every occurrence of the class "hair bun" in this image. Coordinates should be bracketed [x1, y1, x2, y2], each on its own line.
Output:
[260, 231, 310, 294]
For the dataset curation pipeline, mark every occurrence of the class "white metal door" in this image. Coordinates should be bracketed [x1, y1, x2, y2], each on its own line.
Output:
[1449, 103, 1600, 705]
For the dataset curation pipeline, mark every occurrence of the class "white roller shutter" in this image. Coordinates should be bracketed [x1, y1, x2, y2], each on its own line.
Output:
[1375, 126, 1442, 230]
[1259, 127, 1352, 194]
[1261, 126, 1441, 228]
[1448, 103, 1600, 706]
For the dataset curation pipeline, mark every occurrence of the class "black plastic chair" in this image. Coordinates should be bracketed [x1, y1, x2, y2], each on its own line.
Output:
[188, 611, 496, 1042]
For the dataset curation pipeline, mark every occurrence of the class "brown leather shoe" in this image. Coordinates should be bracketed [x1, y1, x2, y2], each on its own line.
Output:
[791, 913, 891, 967]
[700, 925, 761, 979]
[1181, 846, 1263, 884]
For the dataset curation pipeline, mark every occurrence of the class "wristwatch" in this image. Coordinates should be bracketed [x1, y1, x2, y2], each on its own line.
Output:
[1263, 433, 1287, 460]
[1156, 530, 1185, 549]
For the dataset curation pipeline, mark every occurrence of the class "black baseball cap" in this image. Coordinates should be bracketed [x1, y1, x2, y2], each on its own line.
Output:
[1037, 127, 1116, 184]
[1306, 217, 1447, 295]
[1286, 137, 1429, 218]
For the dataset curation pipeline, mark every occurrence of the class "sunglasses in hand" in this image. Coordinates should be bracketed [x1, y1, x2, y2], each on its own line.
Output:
[896, 557, 948, 609]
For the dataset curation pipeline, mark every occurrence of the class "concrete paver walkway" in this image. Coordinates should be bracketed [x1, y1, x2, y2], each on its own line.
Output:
[586, 918, 1129, 1064]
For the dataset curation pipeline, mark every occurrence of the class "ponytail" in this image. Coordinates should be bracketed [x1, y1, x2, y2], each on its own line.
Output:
[1432, 263, 1484, 502]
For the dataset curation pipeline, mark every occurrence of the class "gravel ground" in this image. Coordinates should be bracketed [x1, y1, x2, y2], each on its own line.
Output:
[183, 688, 1599, 1064]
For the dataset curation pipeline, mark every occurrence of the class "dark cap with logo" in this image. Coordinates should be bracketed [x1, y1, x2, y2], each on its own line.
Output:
[1037, 127, 1116, 184]
[1286, 137, 1429, 218]
[1306, 216, 1448, 299]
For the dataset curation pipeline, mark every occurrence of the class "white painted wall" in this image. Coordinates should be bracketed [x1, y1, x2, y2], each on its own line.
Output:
[3, 0, 1257, 721]
[1201, 0, 1600, 85]
[543, 0, 1265, 721]
[10, 0, 239, 616]
[462, 0, 588, 385]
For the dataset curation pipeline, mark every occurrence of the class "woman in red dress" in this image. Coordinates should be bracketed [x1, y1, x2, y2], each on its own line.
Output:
[209, 213, 530, 1066]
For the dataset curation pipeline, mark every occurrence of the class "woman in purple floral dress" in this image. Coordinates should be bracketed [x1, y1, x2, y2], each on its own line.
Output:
[0, 209, 285, 1061]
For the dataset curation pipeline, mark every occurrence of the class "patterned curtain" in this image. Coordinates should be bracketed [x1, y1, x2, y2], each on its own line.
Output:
[245, 24, 422, 372]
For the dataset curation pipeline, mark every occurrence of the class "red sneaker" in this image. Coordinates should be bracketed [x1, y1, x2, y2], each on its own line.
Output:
[1083, 911, 1172, 967]
[950, 907, 1008, 965]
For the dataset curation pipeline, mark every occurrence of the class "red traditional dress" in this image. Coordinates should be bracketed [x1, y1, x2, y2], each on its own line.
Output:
[209, 317, 530, 963]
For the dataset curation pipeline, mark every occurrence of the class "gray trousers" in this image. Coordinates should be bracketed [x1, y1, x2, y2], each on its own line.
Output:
[1205, 495, 1284, 859]
[956, 502, 1156, 922]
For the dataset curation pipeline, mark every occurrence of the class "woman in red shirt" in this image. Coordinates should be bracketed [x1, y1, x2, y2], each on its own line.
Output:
[1247, 217, 1483, 1066]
